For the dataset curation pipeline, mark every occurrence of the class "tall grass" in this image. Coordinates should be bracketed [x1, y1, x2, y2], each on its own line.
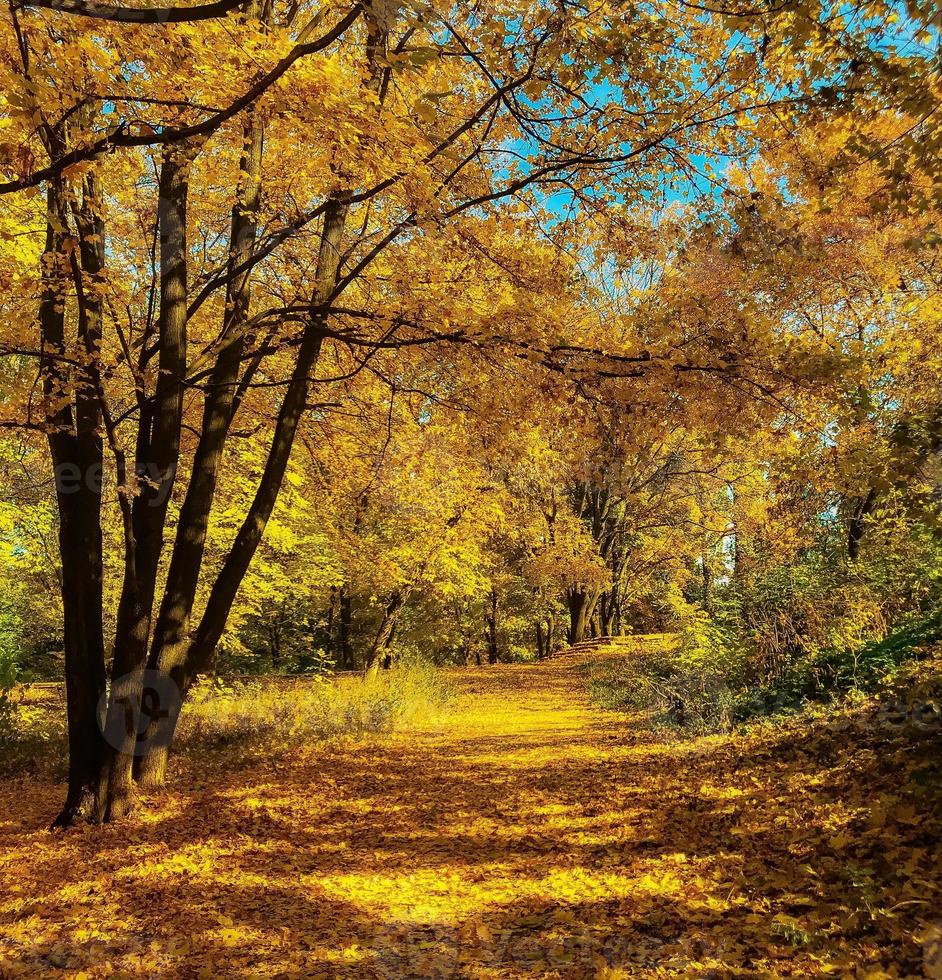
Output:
[179, 658, 454, 751]
[0, 659, 454, 778]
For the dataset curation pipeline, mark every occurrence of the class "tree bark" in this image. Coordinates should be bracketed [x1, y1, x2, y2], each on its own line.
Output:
[567, 588, 597, 645]
[701, 553, 713, 614]
[136, 108, 264, 788]
[485, 588, 499, 664]
[338, 586, 353, 669]
[44, 172, 108, 827]
[847, 488, 876, 562]
[101, 144, 193, 819]
[367, 591, 403, 667]
[131, 198, 350, 788]
[135, 3, 386, 789]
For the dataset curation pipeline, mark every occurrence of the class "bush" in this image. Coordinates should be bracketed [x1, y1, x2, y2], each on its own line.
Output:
[586, 613, 748, 734]
[586, 600, 942, 735]
[729, 609, 942, 722]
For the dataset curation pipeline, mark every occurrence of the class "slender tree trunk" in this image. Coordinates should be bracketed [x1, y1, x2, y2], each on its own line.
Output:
[485, 588, 499, 664]
[381, 621, 397, 670]
[847, 488, 876, 562]
[132, 199, 350, 785]
[136, 5, 387, 787]
[462, 633, 472, 665]
[326, 585, 337, 661]
[338, 586, 353, 669]
[136, 113, 264, 788]
[535, 621, 546, 659]
[600, 592, 617, 637]
[43, 173, 108, 827]
[701, 554, 713, 614]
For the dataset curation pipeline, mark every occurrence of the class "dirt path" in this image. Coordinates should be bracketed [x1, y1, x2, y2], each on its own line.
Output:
[0, 656, 938, 977]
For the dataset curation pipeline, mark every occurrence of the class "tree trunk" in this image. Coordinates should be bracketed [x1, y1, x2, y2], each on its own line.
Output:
[135, 7, 387, 790]
[485, 588, 499, 664]
[132, 198, 350, 790]
[367, 591, 403, 667]
[701, 554, 713, 614]
[381, 620, 397, 670]
[599, 591, 616, 637]
[847, 488, 876, 562]
[338, 587, 353, 669]
[100, 145, 193, 819]
[136, 112, 265, 788]
[567, 588, 596, 645]
[43, 172, 108, 827]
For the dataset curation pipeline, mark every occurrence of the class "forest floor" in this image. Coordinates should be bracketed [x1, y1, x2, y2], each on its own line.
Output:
[0, 652, 940, 978]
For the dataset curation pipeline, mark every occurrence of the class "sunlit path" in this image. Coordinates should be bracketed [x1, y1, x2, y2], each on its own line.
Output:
[1, 654, 939, 977]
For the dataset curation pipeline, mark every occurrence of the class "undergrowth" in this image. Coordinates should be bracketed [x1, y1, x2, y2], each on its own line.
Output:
[586, 611, 942, 735]
[0, 658, 453, 778]
[181, 657, 454, 750]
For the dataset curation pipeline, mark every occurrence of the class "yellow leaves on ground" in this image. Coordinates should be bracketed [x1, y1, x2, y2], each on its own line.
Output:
[0, 654, 940, 977]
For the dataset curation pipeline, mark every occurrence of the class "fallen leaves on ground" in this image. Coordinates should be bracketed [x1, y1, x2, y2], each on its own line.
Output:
[0, 654, 940, 978]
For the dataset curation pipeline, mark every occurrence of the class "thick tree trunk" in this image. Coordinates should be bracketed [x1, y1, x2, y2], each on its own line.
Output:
[43, 174, 108, 827]
[567, 588, 596, 645]
[102, 146, 192, 819]
[368, 591, 403, 667]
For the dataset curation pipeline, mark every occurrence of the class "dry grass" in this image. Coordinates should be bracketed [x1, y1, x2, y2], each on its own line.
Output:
[180, 660, 454, 749]
[0, 660, 454, 778]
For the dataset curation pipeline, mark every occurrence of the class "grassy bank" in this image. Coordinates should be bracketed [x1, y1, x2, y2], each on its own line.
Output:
[0, 660, 453, 780]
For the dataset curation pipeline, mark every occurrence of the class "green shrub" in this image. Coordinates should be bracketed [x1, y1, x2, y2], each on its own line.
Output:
[586, 611, 748, 734]
[728, 609, 942, 723]
[586, 601, 942, 734]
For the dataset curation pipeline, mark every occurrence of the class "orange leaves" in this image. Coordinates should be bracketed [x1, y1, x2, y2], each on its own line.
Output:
[1, 655, 940, 976]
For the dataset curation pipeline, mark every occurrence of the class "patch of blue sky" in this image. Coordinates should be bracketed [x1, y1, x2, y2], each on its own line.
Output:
[498, 0, 935, 227]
